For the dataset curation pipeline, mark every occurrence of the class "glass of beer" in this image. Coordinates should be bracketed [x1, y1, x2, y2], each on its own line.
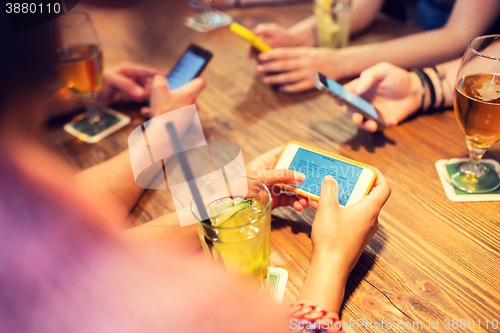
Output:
[55, 12, 104, 124]
[449, 35, 500, 192]
[191, 176, 271, 289]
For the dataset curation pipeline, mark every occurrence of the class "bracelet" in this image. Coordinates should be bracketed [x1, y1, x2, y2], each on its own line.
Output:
[412, 69, 426, 113]
[421, 69, 436, 112]
[431, 66, 446, 110]
[287, 300, 344, 332]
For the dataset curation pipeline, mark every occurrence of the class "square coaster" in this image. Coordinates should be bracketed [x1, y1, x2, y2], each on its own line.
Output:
[269, 267, 288, 304]
[185, 10, 232, 33]
[435, 158, 500, 202]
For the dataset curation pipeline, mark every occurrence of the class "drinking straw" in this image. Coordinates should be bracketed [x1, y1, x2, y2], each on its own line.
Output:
[166, 122, 211, 225]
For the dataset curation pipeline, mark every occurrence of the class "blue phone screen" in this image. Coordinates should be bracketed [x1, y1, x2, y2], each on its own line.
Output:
[288, 148, 362, 205]
[167, 51, 206, 90]
[325, 77, 379, 119]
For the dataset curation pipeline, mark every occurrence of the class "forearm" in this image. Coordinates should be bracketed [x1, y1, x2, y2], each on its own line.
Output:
[298, 251, 350, 314]
[123, 210, 201, 253]
[349, 0, 385, 35]
[288, 15, 316, 47]
[76, 149, 144, 218]
[332, 28, 472, 80]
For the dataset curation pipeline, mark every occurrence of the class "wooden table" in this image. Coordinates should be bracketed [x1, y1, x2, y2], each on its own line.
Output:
[46, 1, 500, 331]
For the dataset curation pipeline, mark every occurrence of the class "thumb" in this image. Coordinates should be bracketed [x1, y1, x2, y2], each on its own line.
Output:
[171, 77, 206, 105]
[355, 64, 389, 94]
[150, 75, 171, 106]
[262, 169, 305, 186]
[317, 175, 340, 210]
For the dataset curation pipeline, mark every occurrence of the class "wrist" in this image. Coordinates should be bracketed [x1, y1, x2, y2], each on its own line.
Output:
[311, 248, 351, 282]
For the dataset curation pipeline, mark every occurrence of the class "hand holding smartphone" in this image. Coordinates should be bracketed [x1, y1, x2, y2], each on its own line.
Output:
[315, 72, 385, 128]
[167, 44, 212, 90]
[230, 22, 273, 53]
[274, 141, 376, 205]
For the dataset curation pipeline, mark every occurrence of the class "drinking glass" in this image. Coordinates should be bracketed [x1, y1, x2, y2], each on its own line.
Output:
[55, 12, 105, 130]
[186, 0, 232, 32]
[448, 35, 500, 193]
[314, 0, 351, 48]
[191, 176, 271, 289]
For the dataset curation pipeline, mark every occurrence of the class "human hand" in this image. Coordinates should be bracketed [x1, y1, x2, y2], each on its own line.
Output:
[310, 171, 391, 275]
[246, 146, 309, 211]
[246, 23, 294, 59]
[344, 62, 423, 132]
[255, 47, 340, 93]
[141, 75, 205, 119]
[98, 62, 167, 105]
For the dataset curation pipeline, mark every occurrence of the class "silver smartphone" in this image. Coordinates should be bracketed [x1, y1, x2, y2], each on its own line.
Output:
[315, 72, 385, 128]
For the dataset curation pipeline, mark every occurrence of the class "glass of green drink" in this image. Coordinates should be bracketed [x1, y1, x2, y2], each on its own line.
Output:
[191, 176, 271, 288]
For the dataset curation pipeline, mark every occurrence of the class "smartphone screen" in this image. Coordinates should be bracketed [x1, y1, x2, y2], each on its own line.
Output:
[167, 50, 207, 90]
[324, 76, 380, 120]
[288, 148, 362, 205]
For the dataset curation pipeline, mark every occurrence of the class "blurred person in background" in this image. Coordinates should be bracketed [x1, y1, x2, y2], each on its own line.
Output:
[251, 0, 500, 93]
[0, 11, 390, 332]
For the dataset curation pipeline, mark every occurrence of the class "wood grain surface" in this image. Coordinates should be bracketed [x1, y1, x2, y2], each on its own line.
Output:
[45, 1, 500, 332]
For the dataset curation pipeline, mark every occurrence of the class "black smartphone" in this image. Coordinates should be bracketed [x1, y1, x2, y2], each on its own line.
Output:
[315, 72, 385, 128]
[167, 44, 213, 90]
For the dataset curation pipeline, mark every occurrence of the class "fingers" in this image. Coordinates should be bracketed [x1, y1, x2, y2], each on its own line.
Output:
[262, 168, 305, 186]
[252, 23, 275, 36]
[290, 195, 308, 211]
[255, 57, 304, 74]
[317, 175, 340, 210]
[140, 106, 151, 118]
[363, 170, 391, 209]
[349, 111, 364, 126]
[278, 79, 315, 93]
[349, 111, 379, 133]
[106, 71, 148, 101]
[118, 62, 167, 78]
[257, 47, 306, 62]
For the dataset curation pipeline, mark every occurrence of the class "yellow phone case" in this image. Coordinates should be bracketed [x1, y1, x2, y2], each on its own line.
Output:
[230, 22, 272, 53]
[273, 141, 377, 201]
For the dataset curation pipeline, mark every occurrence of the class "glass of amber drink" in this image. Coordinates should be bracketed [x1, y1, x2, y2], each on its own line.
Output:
[191, 176, 271, 289]
[55, 12, 105, 128]
[450, 35, 500, 192]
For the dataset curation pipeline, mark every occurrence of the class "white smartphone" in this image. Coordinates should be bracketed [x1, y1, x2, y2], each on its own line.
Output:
[274, 141, 377, 206]
[315, 72, 385, 128]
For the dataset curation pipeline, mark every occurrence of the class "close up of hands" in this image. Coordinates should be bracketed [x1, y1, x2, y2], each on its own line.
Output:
[98, 62, 166, 106]
[311, 171, 391, 274]
[246, 146, 310, 211]
[344, 62, 423, 132]
[143, 75, 205, 119]
[254, 47, 340, 93]
[253, 23, 296, 48]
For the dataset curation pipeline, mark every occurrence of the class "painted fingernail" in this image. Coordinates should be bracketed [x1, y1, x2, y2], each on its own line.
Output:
[295, 172, 306, 182]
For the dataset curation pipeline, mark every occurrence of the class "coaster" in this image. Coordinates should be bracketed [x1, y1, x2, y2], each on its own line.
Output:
[185, 10, 233, 33]
[63, 107, 130, 144]
[269, 267, 288, 304]
[435, 158, 500, 202]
